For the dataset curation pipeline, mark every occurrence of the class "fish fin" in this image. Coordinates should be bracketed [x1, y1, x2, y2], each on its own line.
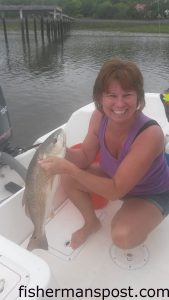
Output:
[27, 232, 48, 251]
[22, 193, 26, 207]
[49, 177, 54, 190]
[49, 208, 55, 219]
[25, 204, 31, 218]
[53, 184, 68, 210]
[22, 193, 31, 218]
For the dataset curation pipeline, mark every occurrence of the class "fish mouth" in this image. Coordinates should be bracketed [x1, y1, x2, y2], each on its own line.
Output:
[53, 137, 58, 144]
[52, 128, 64, 144]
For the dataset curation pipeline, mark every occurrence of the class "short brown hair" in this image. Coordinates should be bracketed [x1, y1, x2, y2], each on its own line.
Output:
[93, 57, 145, 111]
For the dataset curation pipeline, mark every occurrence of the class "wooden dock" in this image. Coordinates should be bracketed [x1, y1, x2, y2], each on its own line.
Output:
[0, 5, 73, 45]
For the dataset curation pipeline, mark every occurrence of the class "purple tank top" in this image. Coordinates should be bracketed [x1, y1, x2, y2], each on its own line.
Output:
[98, 112, 169, 195]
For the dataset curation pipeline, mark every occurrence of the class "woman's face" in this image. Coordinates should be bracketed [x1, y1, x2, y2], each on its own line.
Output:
[101, 80, 138, 124]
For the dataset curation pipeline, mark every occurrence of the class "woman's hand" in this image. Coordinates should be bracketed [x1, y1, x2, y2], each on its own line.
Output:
[38, 156, 73, 176]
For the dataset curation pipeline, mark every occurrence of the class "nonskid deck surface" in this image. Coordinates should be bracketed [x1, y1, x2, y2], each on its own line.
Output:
[23, 199, 169, 298]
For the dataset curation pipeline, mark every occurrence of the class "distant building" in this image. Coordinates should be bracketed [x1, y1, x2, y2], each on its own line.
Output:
[135, 3, 146, 12]
[164, 9, 169, 17]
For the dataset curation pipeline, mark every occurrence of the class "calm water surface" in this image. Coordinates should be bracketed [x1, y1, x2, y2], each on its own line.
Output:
[0, 30, 169, 148]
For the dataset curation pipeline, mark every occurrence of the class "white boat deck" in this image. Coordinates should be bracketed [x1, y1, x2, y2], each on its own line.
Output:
[22, 198, 169, 298]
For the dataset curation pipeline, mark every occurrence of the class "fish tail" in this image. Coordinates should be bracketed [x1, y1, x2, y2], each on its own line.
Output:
[27, 232, 48, 251]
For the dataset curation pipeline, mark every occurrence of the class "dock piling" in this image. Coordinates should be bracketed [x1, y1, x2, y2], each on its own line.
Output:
[40, 16, 45, 45]
[33, 16, 38, 44]
[19, 9, 25, 44]
[1, 13, 8, 44]
[25, 15, 29, 45]
[0, 5, 73, 47]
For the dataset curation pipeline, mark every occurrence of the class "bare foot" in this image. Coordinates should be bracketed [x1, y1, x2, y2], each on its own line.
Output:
[70, 217, 101, 249]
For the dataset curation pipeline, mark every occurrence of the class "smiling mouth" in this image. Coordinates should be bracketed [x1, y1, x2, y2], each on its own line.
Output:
[112, 110, 126, 115]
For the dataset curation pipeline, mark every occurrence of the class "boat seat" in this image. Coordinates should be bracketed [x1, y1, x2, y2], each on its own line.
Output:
[144, 93, 169, 135]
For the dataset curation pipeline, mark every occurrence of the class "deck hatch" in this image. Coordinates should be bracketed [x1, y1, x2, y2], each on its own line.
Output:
[46, 200, 105, 261]
[110, 244, 149, 270]
[0, 254, 29, 299]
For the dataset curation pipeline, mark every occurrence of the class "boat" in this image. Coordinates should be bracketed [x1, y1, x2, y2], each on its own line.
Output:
[1, 89, 169, 300]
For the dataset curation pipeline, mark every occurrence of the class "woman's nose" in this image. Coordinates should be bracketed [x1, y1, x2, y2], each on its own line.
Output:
[115, 96, 124, 107]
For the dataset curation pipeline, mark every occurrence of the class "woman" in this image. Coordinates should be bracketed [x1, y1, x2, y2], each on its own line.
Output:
[39, 58, 169, 250]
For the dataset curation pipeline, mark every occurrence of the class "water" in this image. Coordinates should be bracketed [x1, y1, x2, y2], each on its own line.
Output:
[0, 30, 169, 148]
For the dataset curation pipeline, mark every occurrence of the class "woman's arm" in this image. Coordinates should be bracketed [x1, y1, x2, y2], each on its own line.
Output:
[39, 125, 164, 201]
[65, 109, 103, 169]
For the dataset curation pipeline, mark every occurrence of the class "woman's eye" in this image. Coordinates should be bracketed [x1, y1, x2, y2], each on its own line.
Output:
[107, 94, 116, 98]
[126, 92, 135, 96]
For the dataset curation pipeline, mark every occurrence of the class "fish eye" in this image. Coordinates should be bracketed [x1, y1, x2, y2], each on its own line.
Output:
[53, 137, 58, 144]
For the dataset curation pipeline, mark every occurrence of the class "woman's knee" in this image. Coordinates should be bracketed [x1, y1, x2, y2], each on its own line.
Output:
[111, 223, 131, 249]
[111, 222, 147, 250]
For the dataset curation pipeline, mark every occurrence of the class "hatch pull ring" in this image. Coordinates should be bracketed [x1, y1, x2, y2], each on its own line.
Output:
[0, 278, 5, 293]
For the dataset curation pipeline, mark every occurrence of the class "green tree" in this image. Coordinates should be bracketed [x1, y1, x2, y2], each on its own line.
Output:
[95, 1, 113, 19]
[80, 0, 96, 17]
[0, 0, 165, 19]
[111, 2, 129, 19]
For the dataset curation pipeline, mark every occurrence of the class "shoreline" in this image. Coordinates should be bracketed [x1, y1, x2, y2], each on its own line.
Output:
[72, 19, 169, 34]
[70, 29, 169, 38]
[0, 18, 169, 34]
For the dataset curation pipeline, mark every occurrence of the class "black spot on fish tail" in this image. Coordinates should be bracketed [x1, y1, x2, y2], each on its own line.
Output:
[27, 232, 48, 251]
